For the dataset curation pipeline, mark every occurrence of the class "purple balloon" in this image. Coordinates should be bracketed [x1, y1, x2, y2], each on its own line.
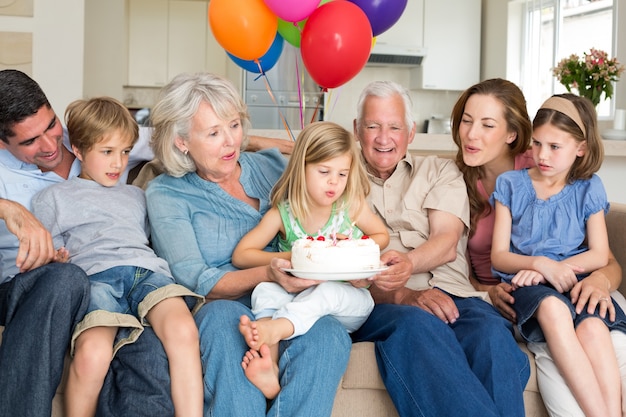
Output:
[348, 0, 408, 37]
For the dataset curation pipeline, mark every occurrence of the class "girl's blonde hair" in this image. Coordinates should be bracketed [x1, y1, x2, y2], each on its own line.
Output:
[65, 97, 139, 155]
[271, 121, 369, 222]
[532, 93, 603, 181]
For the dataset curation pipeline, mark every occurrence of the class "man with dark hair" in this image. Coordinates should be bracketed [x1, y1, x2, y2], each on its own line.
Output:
[0, 69, 177, 416]
[0, 69, 91, 416]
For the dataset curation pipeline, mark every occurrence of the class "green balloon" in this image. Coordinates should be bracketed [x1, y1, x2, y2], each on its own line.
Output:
[278, 19, 304, 48]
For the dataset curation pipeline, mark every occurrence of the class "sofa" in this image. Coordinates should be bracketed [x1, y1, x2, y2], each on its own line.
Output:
[2, 201, 626, 416]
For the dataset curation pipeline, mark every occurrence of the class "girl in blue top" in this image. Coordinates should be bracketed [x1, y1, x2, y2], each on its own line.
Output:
[232, 121, 389, 399]
[491, 94, 626, 417]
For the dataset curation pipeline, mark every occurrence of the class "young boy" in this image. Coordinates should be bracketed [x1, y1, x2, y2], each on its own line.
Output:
[31, 97, 204, 417]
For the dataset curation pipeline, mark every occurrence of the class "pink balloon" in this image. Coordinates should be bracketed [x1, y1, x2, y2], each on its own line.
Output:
[264, 0, 321, 23]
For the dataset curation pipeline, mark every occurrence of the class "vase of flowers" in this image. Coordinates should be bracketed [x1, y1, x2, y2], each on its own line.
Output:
[553, 48, 625, 107]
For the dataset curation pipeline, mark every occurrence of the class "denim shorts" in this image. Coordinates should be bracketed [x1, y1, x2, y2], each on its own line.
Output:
[88, 266, 175, 317]
[513, 284, 626, 343]
[72, 265, 203, 356]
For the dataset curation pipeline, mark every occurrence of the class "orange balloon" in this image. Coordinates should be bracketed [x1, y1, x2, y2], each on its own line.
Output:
[209, 0, 278, 61]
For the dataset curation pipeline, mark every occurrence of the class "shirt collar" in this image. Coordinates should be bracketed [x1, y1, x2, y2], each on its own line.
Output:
[364, 153, 413, 186]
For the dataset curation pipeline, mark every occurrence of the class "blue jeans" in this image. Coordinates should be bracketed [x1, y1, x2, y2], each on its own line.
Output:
[97, 299, 351, 417]
[0, 263, 89, 416]
[196, 299, 352, 417]
[97, 326, 174, 417]
[351, 300, 530, 417]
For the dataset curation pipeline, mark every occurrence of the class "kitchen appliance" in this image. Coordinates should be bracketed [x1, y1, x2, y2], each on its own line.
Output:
[243, 44, 324, 130]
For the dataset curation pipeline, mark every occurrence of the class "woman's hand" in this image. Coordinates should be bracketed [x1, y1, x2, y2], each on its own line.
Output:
[570, 272, 615, 321]
[488, 282, 517, 323]
[267, 257, 321, 293]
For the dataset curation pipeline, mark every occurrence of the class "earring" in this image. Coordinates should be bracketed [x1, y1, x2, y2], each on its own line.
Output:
[183, 149, 189, 155]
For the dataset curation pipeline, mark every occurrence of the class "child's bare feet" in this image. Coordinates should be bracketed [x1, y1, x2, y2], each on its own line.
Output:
[241, 344, 280, 399]
[238, 315, 294, 350]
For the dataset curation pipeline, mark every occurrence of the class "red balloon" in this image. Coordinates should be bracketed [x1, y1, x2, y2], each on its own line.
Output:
[301, 2, 372, 89]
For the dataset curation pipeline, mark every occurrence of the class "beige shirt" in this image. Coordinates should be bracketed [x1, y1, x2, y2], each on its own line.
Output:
[366, 154, 488, 301]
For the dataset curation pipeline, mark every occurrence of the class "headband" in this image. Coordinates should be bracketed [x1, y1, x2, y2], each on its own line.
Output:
[539, 96, 586, 138]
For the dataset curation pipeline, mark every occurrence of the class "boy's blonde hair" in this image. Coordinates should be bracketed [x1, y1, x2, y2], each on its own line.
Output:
[65, 97, 139, 155]
[271, 121, 369, 222]
[533, 93, 603, 182]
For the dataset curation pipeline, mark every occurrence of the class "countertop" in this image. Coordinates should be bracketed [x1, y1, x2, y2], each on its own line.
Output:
[249, 130, 626, 157]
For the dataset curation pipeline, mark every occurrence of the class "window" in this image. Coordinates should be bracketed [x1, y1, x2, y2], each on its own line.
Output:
[512, 0, 615, 117]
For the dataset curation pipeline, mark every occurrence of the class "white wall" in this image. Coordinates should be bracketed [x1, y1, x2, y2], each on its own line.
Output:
[0, 0, 85, 119]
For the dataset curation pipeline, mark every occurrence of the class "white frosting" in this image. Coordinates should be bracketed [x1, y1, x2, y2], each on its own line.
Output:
[291, 237, 380, 272]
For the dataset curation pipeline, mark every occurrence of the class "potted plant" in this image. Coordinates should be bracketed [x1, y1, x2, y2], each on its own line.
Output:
[553, 48, 625, 107]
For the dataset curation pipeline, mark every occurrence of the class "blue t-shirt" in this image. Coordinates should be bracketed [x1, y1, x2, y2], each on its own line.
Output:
[491, 169, 609, 283]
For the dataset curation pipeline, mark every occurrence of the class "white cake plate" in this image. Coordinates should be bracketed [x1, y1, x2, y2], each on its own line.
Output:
[282, 267, 388, 280]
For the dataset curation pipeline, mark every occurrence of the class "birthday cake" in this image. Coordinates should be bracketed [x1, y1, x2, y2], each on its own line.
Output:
[290, 236, 380, 272]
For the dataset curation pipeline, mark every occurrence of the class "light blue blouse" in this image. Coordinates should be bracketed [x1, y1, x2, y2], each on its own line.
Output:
[491, 169, 609, 283]
[145, 148, 287, 297]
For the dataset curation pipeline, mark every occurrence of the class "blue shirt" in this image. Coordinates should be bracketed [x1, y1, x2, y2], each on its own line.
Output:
[491, 169, 609, 283]
[145, 148, 286, 297]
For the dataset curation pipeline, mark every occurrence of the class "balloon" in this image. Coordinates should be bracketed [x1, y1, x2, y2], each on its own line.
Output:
[209, 0, 278, 61]
[228, 33, 284, 73]
[347, 0, 407, 37]
[276, 1, 338, 48]
[278, 19, 304, 48]
[264, 0, 320, 23]
[301, 2, 372, 89]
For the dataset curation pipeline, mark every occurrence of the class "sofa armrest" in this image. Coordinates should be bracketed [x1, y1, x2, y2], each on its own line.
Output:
[606, 202, 626, 295]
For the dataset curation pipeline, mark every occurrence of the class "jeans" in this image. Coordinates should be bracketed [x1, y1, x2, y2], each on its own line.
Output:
[97, 327, 175, 417]
[0, 263, 89, 417]
[97, 299, 351, 417]
[352, 301, 530, 417]
[196, 299, 352, 417]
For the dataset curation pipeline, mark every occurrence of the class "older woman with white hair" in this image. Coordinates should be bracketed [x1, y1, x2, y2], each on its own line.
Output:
[145, 72, 351, 417]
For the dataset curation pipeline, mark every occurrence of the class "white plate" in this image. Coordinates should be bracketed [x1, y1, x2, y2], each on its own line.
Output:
[602, 129, 626, 141]
[282, 267, 388, 281]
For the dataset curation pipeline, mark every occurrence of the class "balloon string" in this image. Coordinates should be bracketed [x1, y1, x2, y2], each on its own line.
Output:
[326, 87, 341, 121]
[309, 87, 325, 124]
[295, 56, 304, 129]
[255, 60, 296, 141]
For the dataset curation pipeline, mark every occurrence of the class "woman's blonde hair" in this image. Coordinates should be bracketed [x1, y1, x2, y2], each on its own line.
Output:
[450, 78, 532, 237]
[271, 121, 369, 222]
[150, 72, 251, 177]
[65, 97, 138, 155]
[533, 93, 603, 182]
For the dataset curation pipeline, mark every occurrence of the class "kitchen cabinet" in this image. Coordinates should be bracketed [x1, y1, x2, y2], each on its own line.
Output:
[410, 0, 481, 91]
[128, 0, 207, 87]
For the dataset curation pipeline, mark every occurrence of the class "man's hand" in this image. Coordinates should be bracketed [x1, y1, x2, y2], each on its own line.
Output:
[1, 199, 55, 272]
[370, 250, 413, 292]
[399, 287, 460, 324]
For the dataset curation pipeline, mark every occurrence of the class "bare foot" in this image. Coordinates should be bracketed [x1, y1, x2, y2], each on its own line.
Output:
[239, 315, 261, 350]
[241, 344, 280, 399]
[239, 315, 294, 350]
